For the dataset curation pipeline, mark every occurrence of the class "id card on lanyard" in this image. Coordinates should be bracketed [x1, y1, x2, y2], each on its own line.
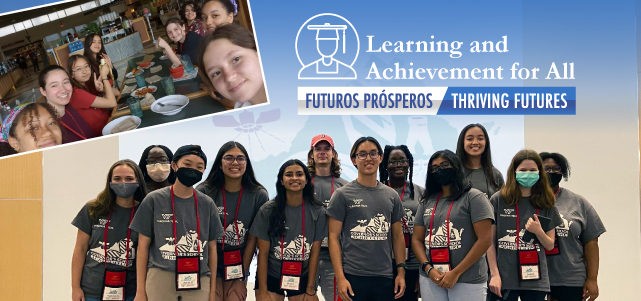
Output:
[313, 177, 333, 248]
[101, 206, 135, 301]
[545, 188, 561, 256]
[171, 186, 202, 291]
[516, 204, 541, 281]
[428, 193, 455, 273]
[221, 186, 245, 281]
[280, 201, 305, 291]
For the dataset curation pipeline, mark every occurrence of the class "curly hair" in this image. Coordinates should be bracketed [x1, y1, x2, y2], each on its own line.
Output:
[380, 145, 415, 200]
[307, 147, 341, 178]
[180, 1, 202, 24]
[539, 152, 571, 180]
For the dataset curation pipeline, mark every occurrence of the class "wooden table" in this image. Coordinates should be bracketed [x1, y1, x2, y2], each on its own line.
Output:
[108, 51, 231, 129]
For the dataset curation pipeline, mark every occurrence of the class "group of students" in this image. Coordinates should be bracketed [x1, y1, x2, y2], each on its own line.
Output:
[69, 124, 605, 301]
[0, 0, 266, 157]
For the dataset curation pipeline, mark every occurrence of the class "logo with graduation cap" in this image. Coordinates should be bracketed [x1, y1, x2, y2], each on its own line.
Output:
[296, 13, 359, 80]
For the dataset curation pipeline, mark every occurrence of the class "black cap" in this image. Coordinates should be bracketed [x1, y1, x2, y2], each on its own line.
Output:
[173, 145, 207, 166]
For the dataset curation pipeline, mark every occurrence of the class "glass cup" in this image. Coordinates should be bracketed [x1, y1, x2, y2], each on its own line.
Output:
[126, 97, 144, 118]
[127, 59, 137, 72]
[135, 72, 146, 88]
[161, 76, 175, 95]
[180, 55, 195, 73]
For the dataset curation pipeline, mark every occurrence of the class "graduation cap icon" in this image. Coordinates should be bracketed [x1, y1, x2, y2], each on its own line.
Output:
[307, 23, 348, 53]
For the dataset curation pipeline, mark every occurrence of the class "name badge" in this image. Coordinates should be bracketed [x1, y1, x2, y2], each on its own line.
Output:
[101, 269, 126, 301]
[176, 255, 201, 291]
[518, 250, 541, 280]
[321, 237, 329, 248]
[429, 247, 451, 273]
[404, 234, 411, 260]
[544, 234, 561, 256]
[223, 250, 244, 281]
[280, 261, 302, 291]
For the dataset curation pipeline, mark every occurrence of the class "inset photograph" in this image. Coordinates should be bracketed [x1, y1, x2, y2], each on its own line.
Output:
[0, 0, 267, 157]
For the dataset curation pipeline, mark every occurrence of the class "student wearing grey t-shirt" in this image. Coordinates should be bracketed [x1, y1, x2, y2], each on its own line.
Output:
[540, 152, 605, 301]
[411, 150, 494, 301]
[380, 145, 426, 301]
[327, 137, 406, 301]
[307, 134, 349, 301]
[251, 160, 326, 300]
[130, 145, 225, 301]
[456, 124, 505, 198]
[71, 159, 148, 301]
[487, 150, 563, 301]
[196, 141, 268, 301]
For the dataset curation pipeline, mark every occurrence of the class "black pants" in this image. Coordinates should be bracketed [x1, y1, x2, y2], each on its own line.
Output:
[392, 268, 418, 301]
[344, 273, 394, 301]
[488, 289, 547, 301]
[549, 286, 583, 301]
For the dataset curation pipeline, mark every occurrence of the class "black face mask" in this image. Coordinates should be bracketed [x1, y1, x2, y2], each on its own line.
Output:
[433, 168, 457, 186]
[175, 167, 203, 187]
[548, 172, 563, 187]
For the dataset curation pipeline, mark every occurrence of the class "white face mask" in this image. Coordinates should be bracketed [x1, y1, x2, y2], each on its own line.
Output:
[147, 163, 171, 182]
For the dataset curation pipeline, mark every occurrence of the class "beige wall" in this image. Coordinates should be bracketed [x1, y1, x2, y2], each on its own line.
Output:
[525, 116, 641, 299]
[42, 136, 119, 301]
[0, 152, 43, 301]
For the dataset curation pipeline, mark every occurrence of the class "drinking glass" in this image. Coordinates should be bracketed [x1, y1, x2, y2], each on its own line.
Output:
[126, 97, 144, 118]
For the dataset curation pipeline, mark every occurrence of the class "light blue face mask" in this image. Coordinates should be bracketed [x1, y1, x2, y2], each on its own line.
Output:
[516, 171, 539, 188]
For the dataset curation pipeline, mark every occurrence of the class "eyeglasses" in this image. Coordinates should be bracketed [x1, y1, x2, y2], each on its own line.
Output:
[147, 158, 169, 165]
[223, 155, 247, 165]
[429, 161, 452, 173]
[388, 159, 408, 166]
[355, 151, 380, 160]
[544, 166, 562, 173]
[73, 65, 91, 74]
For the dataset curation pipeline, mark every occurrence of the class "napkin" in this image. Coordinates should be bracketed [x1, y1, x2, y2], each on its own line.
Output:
[150, 65, 163, 73]
[141, 93, 156, 107]
[125, 78, 136, 84]
[145, 75, 162, 84]
[110, 117, 137, 134]
[141, 54, 155, 64]
[122, 85, 136, 94]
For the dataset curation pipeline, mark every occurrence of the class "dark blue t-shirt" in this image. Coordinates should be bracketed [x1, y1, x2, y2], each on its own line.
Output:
[176, 31, 202, 66]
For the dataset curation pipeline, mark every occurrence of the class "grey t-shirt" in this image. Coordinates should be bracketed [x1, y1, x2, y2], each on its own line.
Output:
[196, 184, 268, 275]
[129, 186, 225, 276]
[464, 167, 505, 198]
[490, 193, 563, 291]
[72, 203, 139, 298]
[391, 182, 425, 270]
[414, 188, 494, 283]
[326, 180, 404, 278]
[313, 175, 349, 260]
[546, 188, 606, 286]
[249, 199, 327, 278]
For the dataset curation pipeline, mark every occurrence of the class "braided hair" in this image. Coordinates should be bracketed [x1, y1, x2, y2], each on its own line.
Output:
[379, 145, 415, 200]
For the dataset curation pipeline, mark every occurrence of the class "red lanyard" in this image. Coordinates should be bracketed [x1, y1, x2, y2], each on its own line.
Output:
[103, 205, 135, 268]
[179, 43, 183, 53]
[222, 186, 243, 251]
[171, 185, 201, 256]
[61, 109, 88, 140]
[554, 188, 560, 196]
[515, 203, 539, 251]
[389, 181, 410, 233]
[428, 193, 455, 249]
[312, 176, 334, 195]
[280, 200, 305, 261]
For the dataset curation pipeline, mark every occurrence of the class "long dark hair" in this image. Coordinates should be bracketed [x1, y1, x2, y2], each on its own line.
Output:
[82, 33, 109, 80]
[87, 159, 148, 223]
[307, 146, 341, 178]
[500, 149, 555, 209]
[180, 0, 202, 24]
[268, 159, 323, 238]
[66, 54, 98, 94]
[138, 145, 176, 184]
[380, 145, 415, 199]
[202, 141, 264, 197]
[422, 150, 471, 203]
[456, 123, 500, 189]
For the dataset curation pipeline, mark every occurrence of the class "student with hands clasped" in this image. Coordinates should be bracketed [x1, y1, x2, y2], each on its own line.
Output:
[487, 150, 563, 301]
[326, 137, 406, 301]
[411, 150, 494, 301]
[250, 159, 326, 301]
[130, 145, 225, 301]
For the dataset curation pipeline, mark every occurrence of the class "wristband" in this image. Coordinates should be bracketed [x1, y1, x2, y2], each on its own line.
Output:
[426, 266, 434, 276]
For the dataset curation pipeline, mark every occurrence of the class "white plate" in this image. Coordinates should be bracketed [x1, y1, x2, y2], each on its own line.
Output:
[102, 115, 142, 135]
[131, 85, 157, 97]
[151, 95, 189, 115]
[125, 70, 143, 78]
[160, 54, 180, 60]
